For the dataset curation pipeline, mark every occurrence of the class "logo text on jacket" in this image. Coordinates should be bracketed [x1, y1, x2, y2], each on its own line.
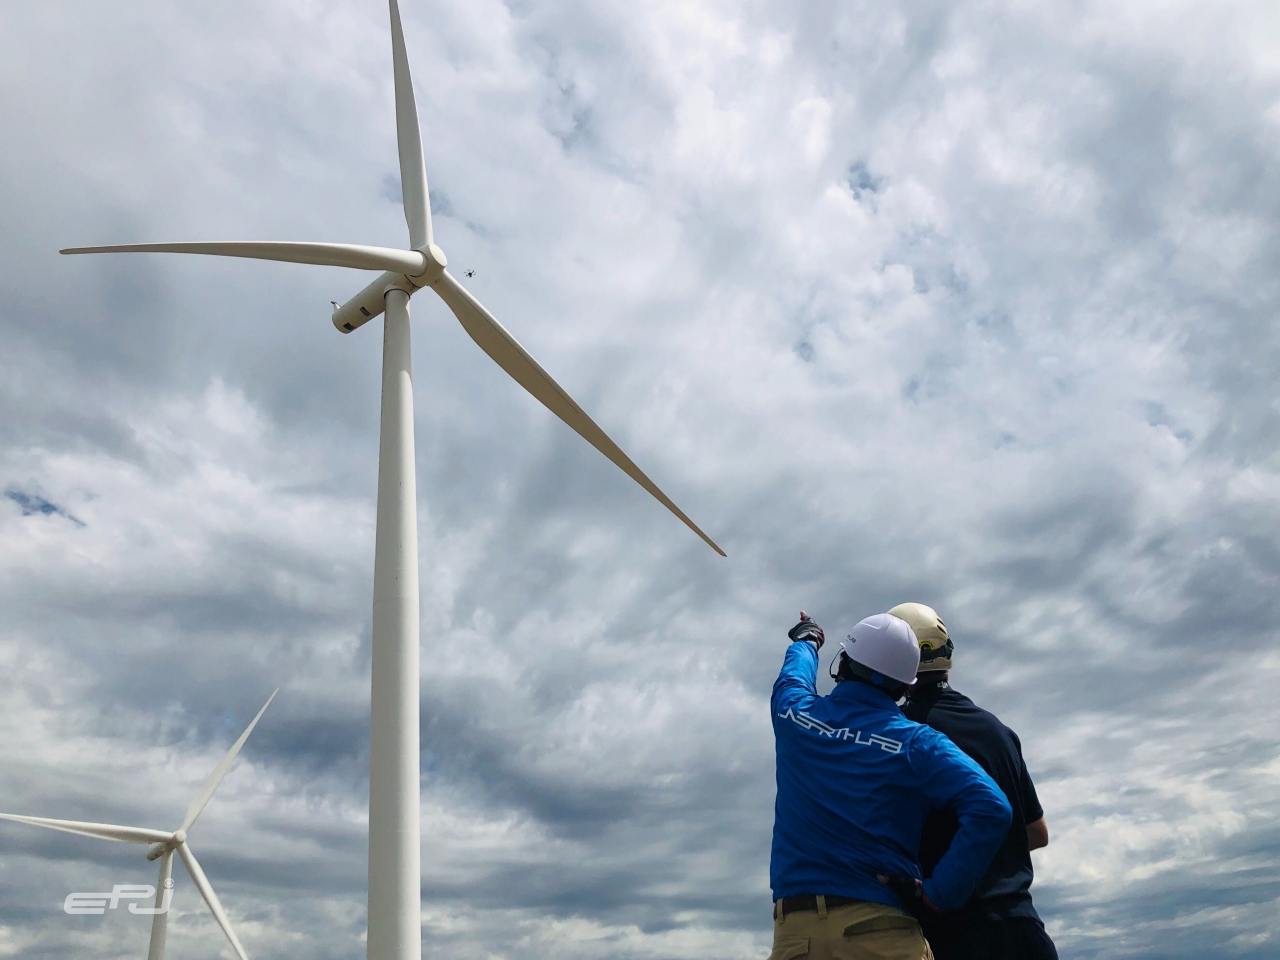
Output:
[777, 708, 903, 754]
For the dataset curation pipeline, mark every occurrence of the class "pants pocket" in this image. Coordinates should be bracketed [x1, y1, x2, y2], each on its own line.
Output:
[837, 915, 930, 960]
[769, 936, 810, 960]
[843, 916, 919, 938]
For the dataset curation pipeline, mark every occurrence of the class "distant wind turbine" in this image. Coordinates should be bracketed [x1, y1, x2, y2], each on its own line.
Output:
[0, 690, 276, 960]
[58, 3, 723, 960]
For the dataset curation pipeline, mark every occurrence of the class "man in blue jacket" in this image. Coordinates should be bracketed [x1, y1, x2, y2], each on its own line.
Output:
[770, 612, 1012, 960]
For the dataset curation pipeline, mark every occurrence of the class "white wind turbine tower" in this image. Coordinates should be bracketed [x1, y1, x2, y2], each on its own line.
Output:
[60, 3, 724, 960]
[0, 690, 276, 960]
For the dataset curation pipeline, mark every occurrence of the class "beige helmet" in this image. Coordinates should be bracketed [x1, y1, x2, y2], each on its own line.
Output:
[887, 602, 953, 673]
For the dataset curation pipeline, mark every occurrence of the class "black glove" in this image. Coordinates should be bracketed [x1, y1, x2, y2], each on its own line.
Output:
[876, 874, 937, 921]
[787, 611, 825, 649]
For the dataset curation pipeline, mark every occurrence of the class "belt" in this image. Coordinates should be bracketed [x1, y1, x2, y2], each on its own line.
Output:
[776, 894, 863, 915]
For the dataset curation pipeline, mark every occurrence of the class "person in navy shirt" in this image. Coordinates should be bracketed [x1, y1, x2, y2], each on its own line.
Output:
[769, 612, 1011, 960]
[891, 602, 1058, 960]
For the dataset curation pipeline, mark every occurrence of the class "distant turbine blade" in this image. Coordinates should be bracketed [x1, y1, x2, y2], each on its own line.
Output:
[177, 843, 249, 960]
[180, 689, 278, 833]
[61, 242, 427, 275]
[430, 271, 726, 556]
[389, 0, 432, 249]
[0, 813, 171, 844]
[145, 850, 174, 960]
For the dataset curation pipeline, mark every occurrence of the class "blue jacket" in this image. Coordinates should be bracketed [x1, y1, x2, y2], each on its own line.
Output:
[770, 642, 1012, 911]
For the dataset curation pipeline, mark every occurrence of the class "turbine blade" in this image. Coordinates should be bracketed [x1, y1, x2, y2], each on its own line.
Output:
[430, 271, 725, 556]
[0, 813, 171, 844]
[60, 242, 427, 275]
[181, 689, 278, 833]
[389, 0, 432, 249]
[177, 843, 249, 960]
[145, 850, 173, 960]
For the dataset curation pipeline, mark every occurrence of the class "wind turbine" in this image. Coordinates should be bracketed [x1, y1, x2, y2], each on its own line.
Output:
[60, 3, 724, 960]
[0, 690, 277, 960]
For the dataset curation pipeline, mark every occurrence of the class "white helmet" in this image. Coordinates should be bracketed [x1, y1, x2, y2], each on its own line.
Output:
[839, 614, 920, 687]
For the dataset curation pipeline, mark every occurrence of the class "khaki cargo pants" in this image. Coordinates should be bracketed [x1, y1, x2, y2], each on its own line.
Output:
[768, 897, 934, 960]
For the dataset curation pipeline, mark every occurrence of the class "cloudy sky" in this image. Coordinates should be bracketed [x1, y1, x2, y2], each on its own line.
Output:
[2, 0, 1279, 958]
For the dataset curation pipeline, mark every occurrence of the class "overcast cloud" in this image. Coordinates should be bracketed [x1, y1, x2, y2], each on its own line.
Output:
[1, 0, 1279, 958]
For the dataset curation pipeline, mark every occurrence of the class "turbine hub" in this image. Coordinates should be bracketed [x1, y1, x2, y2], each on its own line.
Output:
[407, 242, 447, 286]
[173, 829, 187, 843]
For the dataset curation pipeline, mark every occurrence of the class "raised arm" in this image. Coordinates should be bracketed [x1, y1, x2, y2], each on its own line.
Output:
[772, 636, 820, 718]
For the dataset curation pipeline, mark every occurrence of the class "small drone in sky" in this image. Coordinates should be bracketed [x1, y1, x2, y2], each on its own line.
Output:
[464, 269, 474, 277]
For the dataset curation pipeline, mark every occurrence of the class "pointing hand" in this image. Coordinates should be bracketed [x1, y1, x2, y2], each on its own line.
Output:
[788, 613, 825, 650]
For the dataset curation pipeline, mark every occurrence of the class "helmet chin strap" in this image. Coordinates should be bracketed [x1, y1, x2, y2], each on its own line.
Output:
[829, 652, 843, 682]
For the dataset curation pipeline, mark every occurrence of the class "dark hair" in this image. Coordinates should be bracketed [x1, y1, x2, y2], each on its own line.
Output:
[835, 652, 909, 700]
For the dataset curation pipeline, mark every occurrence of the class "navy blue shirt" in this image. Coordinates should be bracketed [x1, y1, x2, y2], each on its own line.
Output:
[770, 642, 1012, 911]
[903, 681, 1044, 921]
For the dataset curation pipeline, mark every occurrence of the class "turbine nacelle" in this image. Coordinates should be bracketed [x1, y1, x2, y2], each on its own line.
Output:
[331, 243, 446, 334]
